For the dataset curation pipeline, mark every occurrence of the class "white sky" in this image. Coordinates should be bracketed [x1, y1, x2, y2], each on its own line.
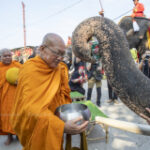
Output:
[0, 0, 150, 49]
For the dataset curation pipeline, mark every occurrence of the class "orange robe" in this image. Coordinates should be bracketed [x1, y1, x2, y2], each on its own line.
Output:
[131, 3, 144, 17]
[11, 56, 71, 150]
[0, 61, 22, 135]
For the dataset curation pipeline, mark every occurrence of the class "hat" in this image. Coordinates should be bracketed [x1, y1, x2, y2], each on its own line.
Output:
[6, 67, 19, 85]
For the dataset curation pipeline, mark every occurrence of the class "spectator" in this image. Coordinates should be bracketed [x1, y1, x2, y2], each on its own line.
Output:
[28, 46, 39, 59]
[107, 81, 119, 104]
[87, 61, 102, 107]
[139, 51, 150, 78]
[63, 47, 72, 70]
[69, 57, 87, 95]
[129, 0, 148, 39]
[86, 39, 102, 107]
[131, 0, 145, 18]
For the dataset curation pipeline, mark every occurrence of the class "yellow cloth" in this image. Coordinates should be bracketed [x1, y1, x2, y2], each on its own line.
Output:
[147, 29, 150, 49]
[130, 48, 138, 62]
[0, 61, 22, 135]
[6, 67, 19, 85]
[11, 56, 71, 150]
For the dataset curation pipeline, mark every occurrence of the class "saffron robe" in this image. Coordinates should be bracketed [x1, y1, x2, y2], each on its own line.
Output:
[11, 56, 71, 150]
[0, 61, 22, 135]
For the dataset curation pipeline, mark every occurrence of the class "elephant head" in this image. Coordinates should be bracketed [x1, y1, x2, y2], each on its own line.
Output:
[72, 16, 150, 118]
[118, 16, 150, 56]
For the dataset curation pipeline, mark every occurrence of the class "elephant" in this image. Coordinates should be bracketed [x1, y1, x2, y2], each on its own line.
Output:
[118, 16, 150, 56]
[71, 16, 150, 118]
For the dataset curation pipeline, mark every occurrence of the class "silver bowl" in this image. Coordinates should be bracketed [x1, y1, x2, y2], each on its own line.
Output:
[55, 103, 91, 123]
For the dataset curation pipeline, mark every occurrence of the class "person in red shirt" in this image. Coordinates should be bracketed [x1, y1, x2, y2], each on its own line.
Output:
[129, 0, 148, 39]
[131, 0, 145, 18]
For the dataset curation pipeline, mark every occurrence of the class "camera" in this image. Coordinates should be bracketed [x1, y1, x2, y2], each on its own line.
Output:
[145, 54, 150, 60]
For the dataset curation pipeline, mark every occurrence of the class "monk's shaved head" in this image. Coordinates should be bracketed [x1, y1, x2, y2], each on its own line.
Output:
[39, 33, 66, 68]
[42, 33, 65, 47]
[1, 48, 12, 65]
[0, 48, 11, 56]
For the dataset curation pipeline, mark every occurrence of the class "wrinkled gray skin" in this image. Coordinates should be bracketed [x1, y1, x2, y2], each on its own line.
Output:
[119, 16, 150, 56]
[72, 16, 150, 117]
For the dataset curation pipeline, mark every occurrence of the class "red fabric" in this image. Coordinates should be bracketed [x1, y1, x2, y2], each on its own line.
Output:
[132, 3, 144, 17]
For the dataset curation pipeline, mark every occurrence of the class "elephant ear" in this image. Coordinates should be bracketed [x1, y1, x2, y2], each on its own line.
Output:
[118, 16, 133, 34]
[72, 16, 150, 118]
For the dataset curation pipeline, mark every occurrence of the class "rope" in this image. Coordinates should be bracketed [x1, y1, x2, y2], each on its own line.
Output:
[113, 9, 133, 21]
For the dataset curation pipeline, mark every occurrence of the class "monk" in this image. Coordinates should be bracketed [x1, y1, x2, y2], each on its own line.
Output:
[11, 33, 89, 150]
[0, 48, 22, 145]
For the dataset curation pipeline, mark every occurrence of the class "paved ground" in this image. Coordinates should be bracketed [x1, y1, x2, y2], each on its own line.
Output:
[0, 79, 150, 150]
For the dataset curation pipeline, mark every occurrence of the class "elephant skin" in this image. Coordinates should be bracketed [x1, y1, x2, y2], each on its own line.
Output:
[118, 16, 150, 55]
[72, 16, 150, 118]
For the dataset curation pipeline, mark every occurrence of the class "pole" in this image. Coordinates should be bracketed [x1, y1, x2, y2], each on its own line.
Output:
[99, 0, 103, 10]
[98, 0, 104, 17]
[22, 2, 26, 50]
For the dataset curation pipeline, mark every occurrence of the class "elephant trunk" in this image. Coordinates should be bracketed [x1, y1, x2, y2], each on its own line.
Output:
[72, 16, 150, 117]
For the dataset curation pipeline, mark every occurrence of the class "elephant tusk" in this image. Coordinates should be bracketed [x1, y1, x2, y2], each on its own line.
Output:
[95, 116, 150, 136]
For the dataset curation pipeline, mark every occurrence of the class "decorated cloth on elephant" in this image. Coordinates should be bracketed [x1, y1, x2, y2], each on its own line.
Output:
[130, 48, 139, 64]
[147, 28, 150, 49]
[131, 2, 144, 18]
[11, 56, 72, 150]
[0, 61, 22, 135]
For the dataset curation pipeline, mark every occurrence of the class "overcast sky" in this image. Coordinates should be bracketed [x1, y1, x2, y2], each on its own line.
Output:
[0, 0, 150, 49]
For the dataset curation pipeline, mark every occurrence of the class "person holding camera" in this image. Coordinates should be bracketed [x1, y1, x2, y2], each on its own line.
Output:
[87, 61, 102, 107]
[139, 51, 150, 78]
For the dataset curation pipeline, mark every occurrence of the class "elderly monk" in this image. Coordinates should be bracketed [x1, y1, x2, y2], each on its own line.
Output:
[11, 33, 88, 150]
[0, 48, 22, 145]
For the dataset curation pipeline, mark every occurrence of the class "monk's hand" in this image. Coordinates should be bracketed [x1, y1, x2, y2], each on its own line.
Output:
[64, 116, 89, 135]
[139, 108, 150, 125]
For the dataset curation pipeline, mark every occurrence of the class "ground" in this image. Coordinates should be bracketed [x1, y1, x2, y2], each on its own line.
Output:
[0, 79, 150, 150]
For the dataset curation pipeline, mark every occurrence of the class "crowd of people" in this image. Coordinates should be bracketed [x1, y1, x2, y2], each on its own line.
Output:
[0, 0, 150, 149]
